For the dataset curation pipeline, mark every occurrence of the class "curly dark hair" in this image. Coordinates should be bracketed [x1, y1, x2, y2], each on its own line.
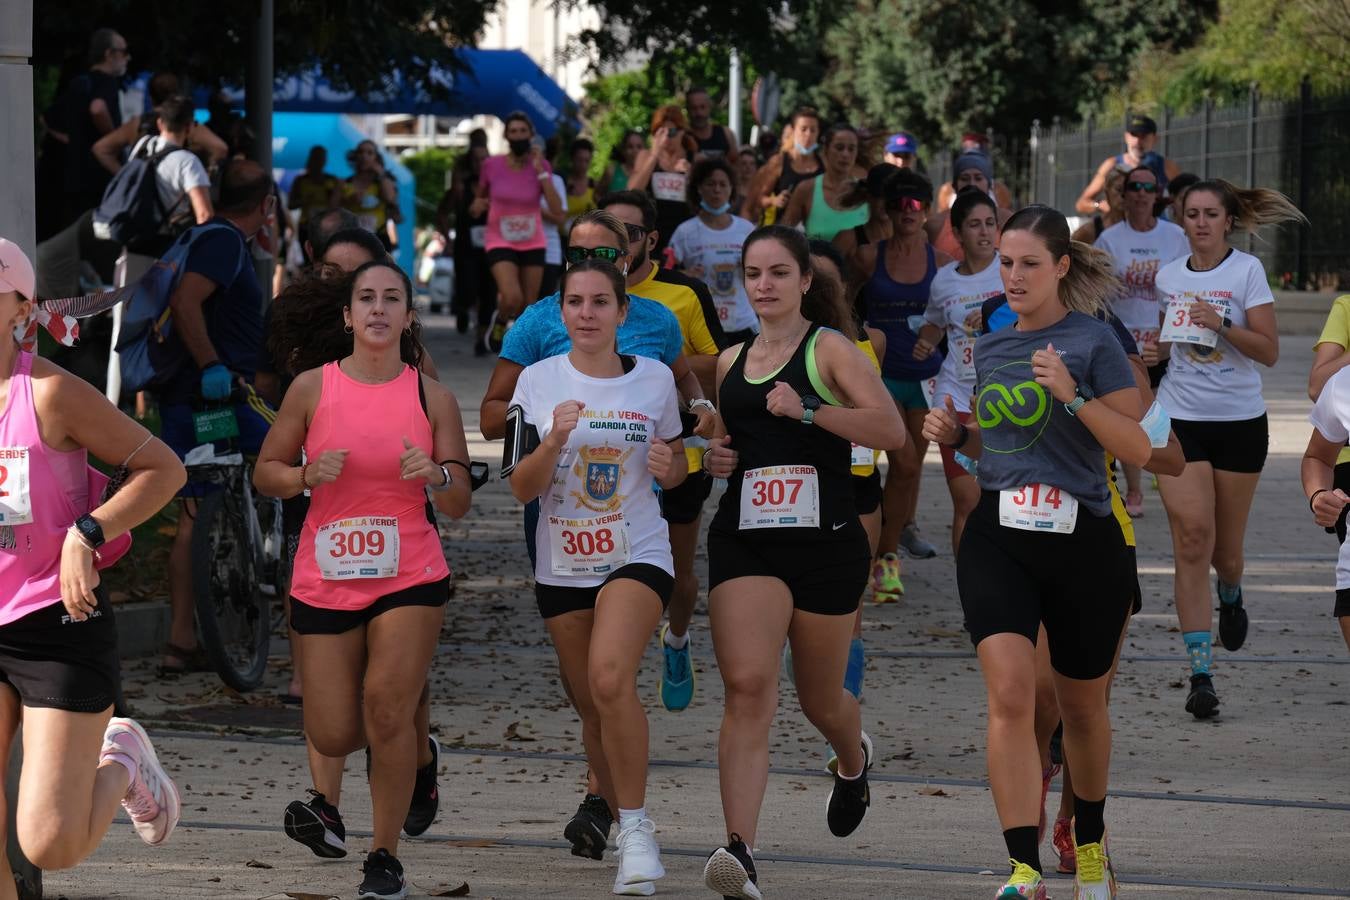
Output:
[267, 262, 425, 376]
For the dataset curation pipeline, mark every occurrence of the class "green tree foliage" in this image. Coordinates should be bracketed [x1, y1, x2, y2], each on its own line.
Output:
[401, 146, 460, 228]
[34, 0, 496, 94]
[801, 0, 1215, 148]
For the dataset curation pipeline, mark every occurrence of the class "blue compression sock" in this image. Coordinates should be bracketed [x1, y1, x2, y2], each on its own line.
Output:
[1183, 631, 1212, 675]
[1217, 579, 1241, 606]
[844, 637, 865, 699]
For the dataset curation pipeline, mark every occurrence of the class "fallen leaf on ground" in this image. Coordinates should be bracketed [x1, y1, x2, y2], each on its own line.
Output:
[503, 721, 536, 741]
[245, 859, 274, 868]
[919, 786, 950, 797]
[429, 883, 471, 897]
[924, 626, 963, 638]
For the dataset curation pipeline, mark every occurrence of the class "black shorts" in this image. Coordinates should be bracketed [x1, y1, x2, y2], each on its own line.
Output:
[485, 247, 546, 269]
[957, 492, 1133, 681]
[707, 524, 870, 616]
[661, 471, 713, 525]
[1170, 414, 1268, 473]
[290, 577, 451, 635]
[852, 470, 882, 516]
[0, 591, 119, 713]
[1126, 545, 1142, 615]
[1335, 589, 1350, 618]
[535, 563, 673, 619]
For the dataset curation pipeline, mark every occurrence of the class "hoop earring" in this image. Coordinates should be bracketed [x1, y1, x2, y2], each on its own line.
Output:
[344, 324, 353, 334]
[403, 325, 413, 335]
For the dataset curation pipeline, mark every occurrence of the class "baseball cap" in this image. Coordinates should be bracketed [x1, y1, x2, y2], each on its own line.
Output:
[0, 239, 36, 301]
[1126, 115, 1158, 136]
[886, 132, 919, 156]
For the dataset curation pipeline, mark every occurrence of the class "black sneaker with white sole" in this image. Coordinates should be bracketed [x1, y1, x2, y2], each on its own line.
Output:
[358, 848, 408, 900]
[1186, 672, 1220, 719]
[563, 792, 613, 860]
[283, 789, 347, 858]
[826, 731, 874, 837]
[403, 736, 440, 836]
[1217, 579, 1249, 651]
[703, 833, 761, 900]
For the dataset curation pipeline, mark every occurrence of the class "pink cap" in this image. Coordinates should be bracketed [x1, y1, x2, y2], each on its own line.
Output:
[0, 239, 36, 301]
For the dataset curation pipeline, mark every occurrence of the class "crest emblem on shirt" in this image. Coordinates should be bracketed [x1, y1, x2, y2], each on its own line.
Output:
[712, 263, 737, 296]
[572, 445, 632, 512]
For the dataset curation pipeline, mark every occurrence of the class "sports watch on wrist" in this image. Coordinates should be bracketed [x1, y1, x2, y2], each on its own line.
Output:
[688, 398, 715, 415]
[429, 464, 453, 492]
[800, 394, 822, 425]
[73, 514, 106, 549]
[1064, 382, 1095, 417]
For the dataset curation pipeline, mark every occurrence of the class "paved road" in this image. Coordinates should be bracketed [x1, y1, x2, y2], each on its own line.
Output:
[49, 317, 1349, 899]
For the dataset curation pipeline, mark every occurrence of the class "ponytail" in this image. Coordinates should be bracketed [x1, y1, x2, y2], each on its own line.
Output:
[1181, 178, 1307, 233]
[1061, 242, 1118, 318]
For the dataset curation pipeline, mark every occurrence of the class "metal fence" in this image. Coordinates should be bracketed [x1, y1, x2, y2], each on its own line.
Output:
[1023, 85, 1350, 290]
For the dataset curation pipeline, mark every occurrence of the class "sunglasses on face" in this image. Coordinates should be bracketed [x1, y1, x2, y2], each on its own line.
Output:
[623, 224, 647, 243]
[565, 246, 622, 265]
[886, 196, 924, 212]
[1126, 181, 1158, 194]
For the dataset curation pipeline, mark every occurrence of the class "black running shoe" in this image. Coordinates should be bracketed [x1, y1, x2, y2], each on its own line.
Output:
[825, 733, 873, 838]
[283, 789, 347, 859]
[1185, 673, 1220, 719]
[403, 736, 441, 837]
[358, 848, 408, 900]
[563, 792, 613, 860]
[702, 833, 761, 900]
[1217, 580, 1249, 651]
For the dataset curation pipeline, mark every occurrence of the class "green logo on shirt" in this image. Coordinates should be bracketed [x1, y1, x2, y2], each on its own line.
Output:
[976, 362, 1051, 453]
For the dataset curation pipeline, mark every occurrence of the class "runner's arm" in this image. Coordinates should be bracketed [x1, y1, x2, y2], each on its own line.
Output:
[805, 331, 907, 450]
[424, 378, 472, 519]
[1075, 158, 1115, 215]
[781, 180, 810, 228]
[480, 358, 525, 440]
[254, 371, 319, 499]
[1309, 342, 1350, 400]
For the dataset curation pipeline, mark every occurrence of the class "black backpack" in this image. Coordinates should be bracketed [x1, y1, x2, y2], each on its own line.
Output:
[92, 137, 189, 253]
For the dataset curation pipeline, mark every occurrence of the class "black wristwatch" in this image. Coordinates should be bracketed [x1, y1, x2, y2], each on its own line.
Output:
[1064, 382, 1095, 417]
[73, 514, 106, 549]
[801, 394, 822, 425]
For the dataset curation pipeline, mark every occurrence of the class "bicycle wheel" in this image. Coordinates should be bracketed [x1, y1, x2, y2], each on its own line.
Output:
[191, 489, 269, 691]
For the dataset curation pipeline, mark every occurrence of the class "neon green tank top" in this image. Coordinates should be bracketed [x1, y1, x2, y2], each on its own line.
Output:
[805, 176, 870, 241]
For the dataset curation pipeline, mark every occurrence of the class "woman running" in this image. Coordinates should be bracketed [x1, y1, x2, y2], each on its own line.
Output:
[470, 111, 564, 353]
[0, 238, 187, 885]
[627, 106, 698, 263]
[504, 258, 685, 896]
[746, 107, 824, 226]
[1094, 165, 1189, 515]
[925, 151, 1010, 262]
[856, 169, 953, 592]
[913, 187, 1004, 554]
[336, 140, 402, 253]
[1303, 366, 1350, 652]
[923, 205, 1151, 900]
[1154, 179, 1305, 719]
[602, 130, 647, 196]
[255, 260, 472, 900]
[782, 124, 868, 242]
[700, 225, 904, 900]
[669, 158, 759, 343]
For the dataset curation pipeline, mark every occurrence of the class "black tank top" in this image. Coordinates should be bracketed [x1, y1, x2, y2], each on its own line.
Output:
[773, 152, 825, 196]
[712, 324, 856, 539]
[695, 126, 732, 158]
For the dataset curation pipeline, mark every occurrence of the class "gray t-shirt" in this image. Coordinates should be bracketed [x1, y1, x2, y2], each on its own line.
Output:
[973, 310, 1135, 516]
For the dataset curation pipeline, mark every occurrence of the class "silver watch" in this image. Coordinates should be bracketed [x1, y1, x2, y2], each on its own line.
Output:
[429, 464, 453, 492]
[688, 398, 715, 415]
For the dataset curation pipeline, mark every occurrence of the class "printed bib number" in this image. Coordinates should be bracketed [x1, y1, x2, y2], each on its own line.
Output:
[998, 484, 1078, 534]
[548, 514, 629, 577]
[952, 335, 977, 381]
[1129, 328, 1160, 348]
[850, 443, 873, 468]
[469, 225, 487, 248]
[651, 172, 687, 202]
[0, 449, 32, 525]
[316, 516, 399, 580]
[738, 466, 819, 529]
[1159, 297, 1222, 348]
[500, 214, 537, 243]
[920, 376, 939, 409]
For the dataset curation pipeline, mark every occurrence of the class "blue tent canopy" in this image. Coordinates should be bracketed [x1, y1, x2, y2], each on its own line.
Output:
[204, 49, 579, 137]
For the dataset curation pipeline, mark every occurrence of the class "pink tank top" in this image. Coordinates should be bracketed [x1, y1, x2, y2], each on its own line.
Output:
[935, 216, 964, 262]
[290, 363, 450, 610]
[0, 352, 95, 626]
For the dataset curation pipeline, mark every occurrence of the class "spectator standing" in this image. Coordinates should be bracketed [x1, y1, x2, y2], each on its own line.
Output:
[91, 72, 228, 181]
[60, 28, 131, 225]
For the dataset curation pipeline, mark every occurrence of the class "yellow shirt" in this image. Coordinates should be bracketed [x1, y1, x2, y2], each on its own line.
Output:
[1315, 295, 1350, 465]
[851, 338, 882, 477]
[628, 264, 720, 358]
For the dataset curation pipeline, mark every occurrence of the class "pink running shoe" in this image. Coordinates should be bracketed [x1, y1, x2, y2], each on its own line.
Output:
[1052, 815, 1077, 874]
[101, 717, 181, 845]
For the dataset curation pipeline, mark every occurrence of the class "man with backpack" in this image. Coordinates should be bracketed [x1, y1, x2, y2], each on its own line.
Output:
[153, 160, 276, 677]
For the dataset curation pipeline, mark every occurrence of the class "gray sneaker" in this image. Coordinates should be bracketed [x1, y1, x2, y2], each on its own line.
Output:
[899, 524, 938, 559]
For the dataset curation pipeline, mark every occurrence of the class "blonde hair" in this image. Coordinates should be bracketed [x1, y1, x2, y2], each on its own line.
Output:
[1002, 205, 1121, 317]
[566, 209, 630, 254]
[1181, 178, 1307, 232]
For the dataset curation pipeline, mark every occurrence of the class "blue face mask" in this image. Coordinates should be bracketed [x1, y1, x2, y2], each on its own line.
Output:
[795, 141, 818, 156]
[700, 200, 732, 215]
[1140, 400, 1171, 448]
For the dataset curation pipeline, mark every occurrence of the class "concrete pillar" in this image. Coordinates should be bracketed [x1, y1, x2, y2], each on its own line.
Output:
[0, 1, 36, 260]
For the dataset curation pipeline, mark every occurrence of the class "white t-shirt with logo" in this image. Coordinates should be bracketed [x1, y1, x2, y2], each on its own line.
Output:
[1095, 219, 1189, 346]
[542, 173, 566, 266]
[510, 354, 682, 587]
[668, 216, 758, 333]
[132, 135, 211, 224]
[1155, 248, 1274, 421]
[924, 259, 1004, 412]
[1309, 367, 1350, 588]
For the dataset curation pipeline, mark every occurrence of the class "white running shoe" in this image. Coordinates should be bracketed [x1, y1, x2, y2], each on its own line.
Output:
[101, 716, 181, 845]
[614, 817, 664, 891]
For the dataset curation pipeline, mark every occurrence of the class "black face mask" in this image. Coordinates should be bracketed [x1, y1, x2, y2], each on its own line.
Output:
[509, 138, 532, 157]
